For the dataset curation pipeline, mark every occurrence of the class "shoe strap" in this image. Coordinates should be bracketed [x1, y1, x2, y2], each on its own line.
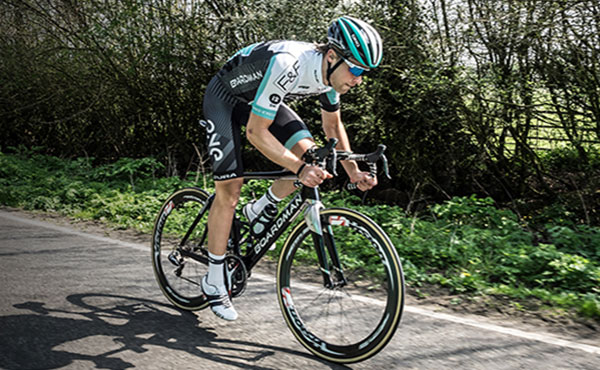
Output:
[207, 294, 233, 308]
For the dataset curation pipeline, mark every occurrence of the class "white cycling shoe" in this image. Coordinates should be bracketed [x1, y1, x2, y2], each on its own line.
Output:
[201, 275, 238, 321]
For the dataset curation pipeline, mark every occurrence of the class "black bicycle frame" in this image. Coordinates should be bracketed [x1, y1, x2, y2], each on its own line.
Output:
[240, 185, 316, 270]
[175, 171, 340, 285]
[174, 134, 391, 288]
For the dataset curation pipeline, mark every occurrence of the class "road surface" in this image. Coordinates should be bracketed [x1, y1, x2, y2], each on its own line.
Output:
[0, 209, 598, 369]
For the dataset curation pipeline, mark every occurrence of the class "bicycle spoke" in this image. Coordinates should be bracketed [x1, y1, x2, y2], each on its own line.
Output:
[152, 188, 211, 311]
[277, 208, 404, 363]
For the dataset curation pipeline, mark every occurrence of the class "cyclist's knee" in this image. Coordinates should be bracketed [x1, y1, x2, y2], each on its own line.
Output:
[214, 178, 244, 209]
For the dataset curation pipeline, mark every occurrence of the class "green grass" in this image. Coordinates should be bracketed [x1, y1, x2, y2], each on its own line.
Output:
[1, 150, 599, 321]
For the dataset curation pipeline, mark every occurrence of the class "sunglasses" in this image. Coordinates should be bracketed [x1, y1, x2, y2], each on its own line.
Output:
[341, 57, 369, 77]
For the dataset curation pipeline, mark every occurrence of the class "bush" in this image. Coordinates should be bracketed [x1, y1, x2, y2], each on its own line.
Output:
[1, 151, 599, 320]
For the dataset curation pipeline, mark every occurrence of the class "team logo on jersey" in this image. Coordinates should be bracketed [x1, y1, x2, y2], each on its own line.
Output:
[205, 119, 224, 161]
[230, 71, 263, 89]
[276, 60, 300, 92]
[269, 94, 281, 105]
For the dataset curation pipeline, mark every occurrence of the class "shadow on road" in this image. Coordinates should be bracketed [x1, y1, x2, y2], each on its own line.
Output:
[0, 293, 348, 370]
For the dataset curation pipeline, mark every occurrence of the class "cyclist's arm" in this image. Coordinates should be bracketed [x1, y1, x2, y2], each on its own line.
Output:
[246, 113, 304, 173]
[321, 109, 377, 190]
[246, 52, 330, 186]
[246, 113, 330, 187]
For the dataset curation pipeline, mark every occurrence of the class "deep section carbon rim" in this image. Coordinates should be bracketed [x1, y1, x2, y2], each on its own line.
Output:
[152, 187, 211, 310]
[277, 208, 404, 363]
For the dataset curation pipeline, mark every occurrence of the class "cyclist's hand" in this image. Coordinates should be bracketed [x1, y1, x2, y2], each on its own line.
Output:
[299, 164, 332, 188]
[350, 171, 377, 191]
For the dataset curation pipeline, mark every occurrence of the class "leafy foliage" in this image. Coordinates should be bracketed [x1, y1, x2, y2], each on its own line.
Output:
[1, 0, 599, 224]
[1, 152, 598, 320]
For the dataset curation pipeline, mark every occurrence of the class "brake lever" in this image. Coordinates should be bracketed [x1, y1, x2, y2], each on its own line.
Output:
[316, 138, 338, 161]
[381, 154, 391, 179]
[365, 144, 390, 179]
[365, 144, 386, 163]
[313, 138, 338, 173]
[304, 138, 337, 163]
[327, 149, 338, 176]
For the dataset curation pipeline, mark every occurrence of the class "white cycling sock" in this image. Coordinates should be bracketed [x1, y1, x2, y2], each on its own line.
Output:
[207, 252, 225, 287]
[252, 187, 282, 214]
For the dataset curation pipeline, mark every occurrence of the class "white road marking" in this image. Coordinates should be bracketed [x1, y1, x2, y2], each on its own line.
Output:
[2, 210, 599, 355]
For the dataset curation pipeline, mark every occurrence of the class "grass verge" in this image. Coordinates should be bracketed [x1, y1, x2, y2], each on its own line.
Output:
[1, 150, 598, 322]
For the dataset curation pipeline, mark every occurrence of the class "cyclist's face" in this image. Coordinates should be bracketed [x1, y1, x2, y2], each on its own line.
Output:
[326, 50, 363, 94]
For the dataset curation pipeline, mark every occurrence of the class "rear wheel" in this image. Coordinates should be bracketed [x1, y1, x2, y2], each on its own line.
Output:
[151, 187, 211, 310]
[277, 208, 404, 363]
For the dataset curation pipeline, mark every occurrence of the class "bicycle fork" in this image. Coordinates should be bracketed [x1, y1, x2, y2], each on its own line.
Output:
[304, 192, 347, 289]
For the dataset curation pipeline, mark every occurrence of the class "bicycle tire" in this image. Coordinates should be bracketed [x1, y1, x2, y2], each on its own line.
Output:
[151, 187, 211, 311]
[276, 207, 404, 363]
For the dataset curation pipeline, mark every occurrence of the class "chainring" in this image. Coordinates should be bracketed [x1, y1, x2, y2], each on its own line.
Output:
[225, 254, 248, 298]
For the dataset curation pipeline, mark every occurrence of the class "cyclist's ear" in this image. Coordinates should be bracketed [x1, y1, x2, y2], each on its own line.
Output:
[326, 49, 338, 63]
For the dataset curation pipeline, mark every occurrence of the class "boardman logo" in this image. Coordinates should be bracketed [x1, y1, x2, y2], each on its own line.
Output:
[230, 71, 263, 89]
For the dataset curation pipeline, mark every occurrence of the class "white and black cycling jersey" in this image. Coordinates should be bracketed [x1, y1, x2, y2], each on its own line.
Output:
[216, 40, 340, 119]
[203, 40, 341, 180]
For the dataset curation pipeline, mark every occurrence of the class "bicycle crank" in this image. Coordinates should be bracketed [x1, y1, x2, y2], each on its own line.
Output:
[225, 254, 248, 298]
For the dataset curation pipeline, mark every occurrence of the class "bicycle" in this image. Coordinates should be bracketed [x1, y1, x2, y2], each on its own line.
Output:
[151, 137, 405, 364]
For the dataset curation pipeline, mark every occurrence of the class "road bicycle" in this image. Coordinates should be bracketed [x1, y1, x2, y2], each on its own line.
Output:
[151, 138, 405, 364]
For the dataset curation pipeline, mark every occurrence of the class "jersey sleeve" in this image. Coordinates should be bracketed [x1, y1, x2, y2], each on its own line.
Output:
[251, 53, 300, 120]
[319, 88, 340, 112]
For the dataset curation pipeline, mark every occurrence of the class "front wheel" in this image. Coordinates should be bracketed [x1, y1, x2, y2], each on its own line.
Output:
[277, 208, 404, 364]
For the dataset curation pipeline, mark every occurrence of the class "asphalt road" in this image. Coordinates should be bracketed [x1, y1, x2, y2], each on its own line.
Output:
[0, 209, 599, 369]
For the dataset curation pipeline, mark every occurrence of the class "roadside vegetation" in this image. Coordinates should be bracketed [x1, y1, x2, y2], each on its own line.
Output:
[3, 1, 600, 226]
[2, 0, 599, 327]
[1, 150, 598, 322]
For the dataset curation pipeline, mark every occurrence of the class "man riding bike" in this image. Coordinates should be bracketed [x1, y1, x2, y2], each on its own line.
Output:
[201, 16, 384, 320]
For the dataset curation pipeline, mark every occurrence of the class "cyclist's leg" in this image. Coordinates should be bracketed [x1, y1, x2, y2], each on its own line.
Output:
[243, 104, 312, 219]
[203, 178, 243, 320]
[266, 104, 314, 199]
[202, 76, 245, 320]
[203, 77, 244, 181]
[203, 76, 244, 259]
[207, 178, 244, 257]
[270, 137, 314, 198]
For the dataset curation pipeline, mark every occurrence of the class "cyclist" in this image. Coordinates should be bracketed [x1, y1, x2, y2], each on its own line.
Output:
[202, 16, 383, 320]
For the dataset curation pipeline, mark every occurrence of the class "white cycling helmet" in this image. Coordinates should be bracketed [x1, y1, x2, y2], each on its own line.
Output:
[327, 16, 383, 69]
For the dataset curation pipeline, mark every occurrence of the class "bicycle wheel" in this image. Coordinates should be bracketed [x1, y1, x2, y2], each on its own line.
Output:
[152, 187, 211, 311]
[277, 207, 404, 363]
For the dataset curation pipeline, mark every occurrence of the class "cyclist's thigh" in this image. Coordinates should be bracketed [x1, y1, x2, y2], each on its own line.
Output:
[203, 77, 244, 181]
[269, 104, 314, 152]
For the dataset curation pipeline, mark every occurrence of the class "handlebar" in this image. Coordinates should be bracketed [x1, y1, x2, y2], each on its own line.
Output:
[302, 138, 391, 190]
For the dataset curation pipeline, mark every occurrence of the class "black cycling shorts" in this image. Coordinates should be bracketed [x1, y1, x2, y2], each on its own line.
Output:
[203, 76, 313, 181]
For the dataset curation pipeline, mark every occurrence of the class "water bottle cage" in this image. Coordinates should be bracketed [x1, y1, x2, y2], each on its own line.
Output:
[249, 204, 278, 238]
